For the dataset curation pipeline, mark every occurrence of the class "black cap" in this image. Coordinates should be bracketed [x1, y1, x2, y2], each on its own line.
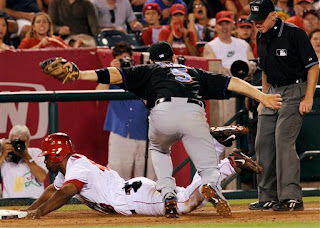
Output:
[248, 0, 275, 21]
[148, 41, 174, 61]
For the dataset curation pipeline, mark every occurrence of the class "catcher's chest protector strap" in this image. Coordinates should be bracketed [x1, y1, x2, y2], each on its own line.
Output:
[96, 68, 110, 84]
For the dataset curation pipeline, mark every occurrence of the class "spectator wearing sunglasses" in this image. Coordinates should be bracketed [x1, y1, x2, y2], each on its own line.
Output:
[92, 0, 143, 33]
[235, 15, 258, 58]
[187, 0, 215, 42]
[302, 8, 319, 35]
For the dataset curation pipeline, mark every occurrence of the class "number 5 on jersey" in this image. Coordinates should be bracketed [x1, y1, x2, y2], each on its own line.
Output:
[171, 68, 193, 83]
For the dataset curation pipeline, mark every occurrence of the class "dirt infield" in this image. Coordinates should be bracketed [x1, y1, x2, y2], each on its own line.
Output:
[1, 202, 319, 227]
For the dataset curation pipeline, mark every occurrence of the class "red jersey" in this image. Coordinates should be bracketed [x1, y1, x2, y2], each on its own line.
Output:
[142, 26, 163, 45]
[158, 26, 197, 56]
[286, 16, 304, 30]
[19, 36, 69, 49]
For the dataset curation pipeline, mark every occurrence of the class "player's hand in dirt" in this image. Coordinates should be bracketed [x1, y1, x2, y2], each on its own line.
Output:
[26, 209, 41, 219]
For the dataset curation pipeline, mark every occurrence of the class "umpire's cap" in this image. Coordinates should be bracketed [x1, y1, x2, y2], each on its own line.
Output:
[148, 41, 174, 61]
[248, 0, 275, 21]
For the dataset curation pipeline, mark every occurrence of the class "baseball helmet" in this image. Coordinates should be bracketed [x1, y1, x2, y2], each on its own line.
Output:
[40, 132, 74, 163]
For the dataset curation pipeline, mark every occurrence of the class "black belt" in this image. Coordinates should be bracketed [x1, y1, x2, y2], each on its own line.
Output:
[155, 97, 205, 108]
[271, 78, 306, 88]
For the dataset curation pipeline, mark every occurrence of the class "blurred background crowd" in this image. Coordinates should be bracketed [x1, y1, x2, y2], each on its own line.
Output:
[0, 0, 318, 61]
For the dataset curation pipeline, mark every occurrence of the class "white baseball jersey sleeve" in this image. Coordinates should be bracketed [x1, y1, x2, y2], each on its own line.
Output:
[53, 154, 132, 215]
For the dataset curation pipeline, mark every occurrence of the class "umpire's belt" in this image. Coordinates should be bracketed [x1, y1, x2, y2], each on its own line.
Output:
[271, 78, 306, 88]
[155, 97, 205, 108]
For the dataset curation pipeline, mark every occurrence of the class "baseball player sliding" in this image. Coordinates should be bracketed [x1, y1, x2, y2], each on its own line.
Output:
[26, 132, 261, 219]
[39, 41, 282, 218]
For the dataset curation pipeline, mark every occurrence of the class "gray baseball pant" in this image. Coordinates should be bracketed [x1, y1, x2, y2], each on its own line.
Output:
[255, 82, 306, 202]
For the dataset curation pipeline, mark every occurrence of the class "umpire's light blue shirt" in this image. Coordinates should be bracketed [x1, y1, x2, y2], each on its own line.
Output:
[104, 85, 149, 140]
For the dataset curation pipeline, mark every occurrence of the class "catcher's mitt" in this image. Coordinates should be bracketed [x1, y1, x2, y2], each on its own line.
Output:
[40, 57, 79, 84]
[210, 125, 249, 147]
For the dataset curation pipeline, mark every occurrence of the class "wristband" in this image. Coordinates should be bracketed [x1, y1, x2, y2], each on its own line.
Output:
[95, 68, 110, 84]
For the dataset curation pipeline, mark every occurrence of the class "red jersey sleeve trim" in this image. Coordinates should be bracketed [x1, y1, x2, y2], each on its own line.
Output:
[63, 179, 85, 192]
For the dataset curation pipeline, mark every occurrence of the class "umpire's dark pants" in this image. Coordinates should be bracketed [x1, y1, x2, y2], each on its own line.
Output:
[255, 82, 306, 202]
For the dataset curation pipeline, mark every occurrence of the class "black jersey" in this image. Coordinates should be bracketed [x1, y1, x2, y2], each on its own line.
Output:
[256, 18, 318, 86]
[118, 62, 231, 109]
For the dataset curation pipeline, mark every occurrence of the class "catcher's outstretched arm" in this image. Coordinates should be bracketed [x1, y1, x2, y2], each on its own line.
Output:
[227, 77, 283, 110]
[79, 67, 123, 84]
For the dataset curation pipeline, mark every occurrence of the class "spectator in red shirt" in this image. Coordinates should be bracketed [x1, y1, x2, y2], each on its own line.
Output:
[235, 15, 258, 58]
[19, 12, 69, 49]
[286, 0, 314, 30]
[141, 3, 163, 45]
[158, 3, 198, 56]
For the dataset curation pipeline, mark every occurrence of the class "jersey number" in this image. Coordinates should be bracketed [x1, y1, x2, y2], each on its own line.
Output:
[171, 68, 192, 83]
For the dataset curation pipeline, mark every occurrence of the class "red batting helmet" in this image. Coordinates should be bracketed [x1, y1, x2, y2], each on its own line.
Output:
[40, 132, 74, 163]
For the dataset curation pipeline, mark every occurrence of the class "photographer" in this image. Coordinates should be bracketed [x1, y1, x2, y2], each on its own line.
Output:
[0, 125, 48, 198]
[96, 41, 156, 181]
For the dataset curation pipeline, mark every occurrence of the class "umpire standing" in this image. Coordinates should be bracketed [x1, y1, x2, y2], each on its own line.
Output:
[248, 0, 319, 211]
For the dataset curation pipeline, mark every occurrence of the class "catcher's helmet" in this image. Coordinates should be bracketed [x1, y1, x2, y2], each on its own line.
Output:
[40, 133, 74, 163]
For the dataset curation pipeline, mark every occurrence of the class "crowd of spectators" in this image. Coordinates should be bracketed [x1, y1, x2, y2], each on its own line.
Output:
[0, 0, 318, 56]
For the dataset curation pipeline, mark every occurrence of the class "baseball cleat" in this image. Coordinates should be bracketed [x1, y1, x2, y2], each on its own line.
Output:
[249, 201, 278, 210]
[201, 184, 232, 217]
[164, 195, 179, 218]
[228, 148, 263, 174]
[272, 199, 304, 211]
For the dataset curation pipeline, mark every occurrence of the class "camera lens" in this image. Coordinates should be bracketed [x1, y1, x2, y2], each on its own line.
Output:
[120, 57, 132, 68]
[11, 139, 26, 153]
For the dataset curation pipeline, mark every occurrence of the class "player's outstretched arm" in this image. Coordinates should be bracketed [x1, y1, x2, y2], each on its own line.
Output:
[78, 67, 123, 84]
[26, 184, 56, 211]
[40, 57, 123, 85]
[26, 183, 78, 219]
[227, 77, 282, 110]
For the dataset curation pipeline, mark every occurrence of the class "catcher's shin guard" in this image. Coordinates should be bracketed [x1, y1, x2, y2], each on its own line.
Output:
[201, 184, 232, 217]
[228, 148, 263, 174]
[164, 194, 179, 218]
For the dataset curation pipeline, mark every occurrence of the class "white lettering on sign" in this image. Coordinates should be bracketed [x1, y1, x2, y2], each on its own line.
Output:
[0, 82, 48, 140]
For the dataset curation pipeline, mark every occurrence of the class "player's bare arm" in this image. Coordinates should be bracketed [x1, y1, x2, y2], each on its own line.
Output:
[299, 64, 319, 115]
[21, 149, 47, 182]
[78, 68, 123, 84]
[26, 183, 78, 219]
[227, 77, 282, 110]
[26, 184, 57, 211]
